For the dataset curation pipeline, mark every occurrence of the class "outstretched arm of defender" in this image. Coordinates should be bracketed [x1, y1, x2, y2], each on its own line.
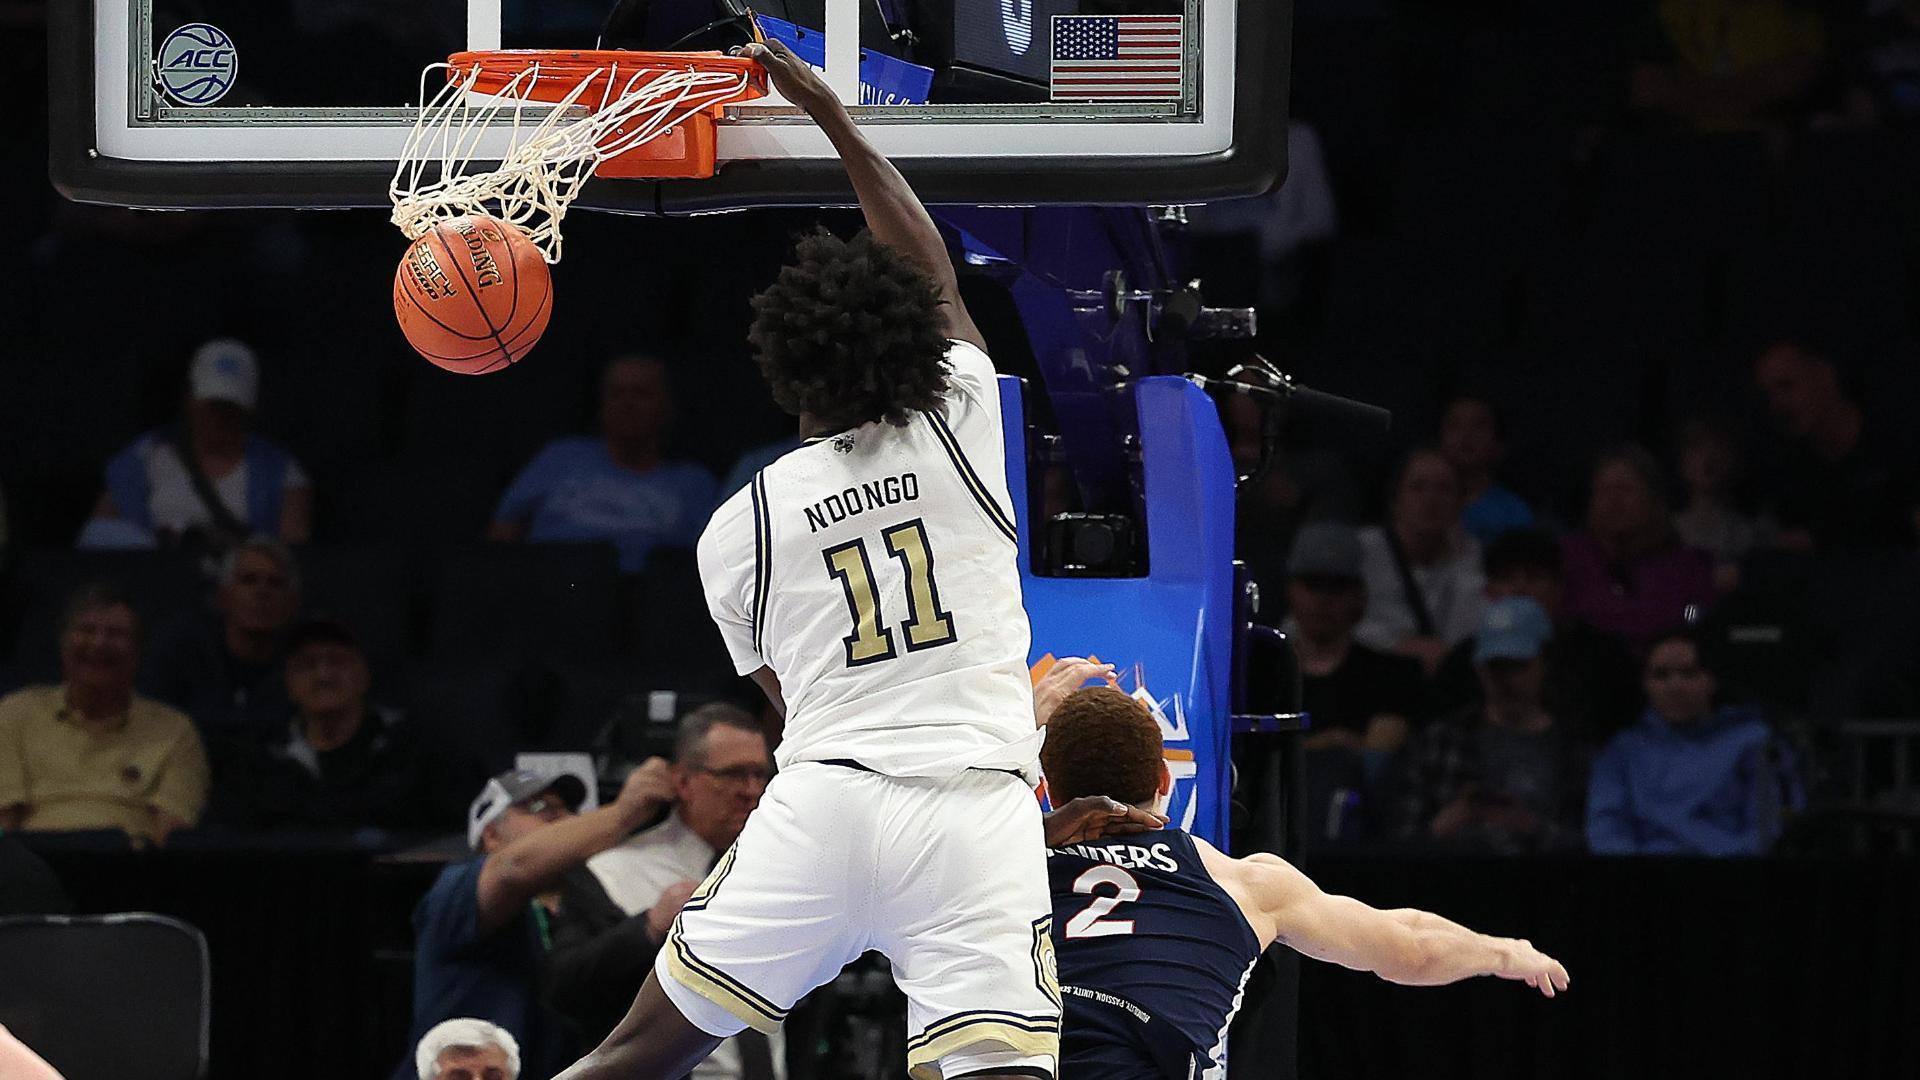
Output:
[1194, 839, 1569, 997]
[737, 39, 985, 350]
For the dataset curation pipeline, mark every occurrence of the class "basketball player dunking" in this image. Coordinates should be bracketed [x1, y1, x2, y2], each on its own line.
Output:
[1040, 687, 1571, 1079]
[555, 38, 1155, 1080]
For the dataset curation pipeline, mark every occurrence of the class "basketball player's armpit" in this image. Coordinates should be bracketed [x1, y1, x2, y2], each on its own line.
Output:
[749, 667, 786, 718]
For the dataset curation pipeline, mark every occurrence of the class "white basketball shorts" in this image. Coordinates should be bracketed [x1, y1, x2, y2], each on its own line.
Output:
[656, 760, 1061, 1080]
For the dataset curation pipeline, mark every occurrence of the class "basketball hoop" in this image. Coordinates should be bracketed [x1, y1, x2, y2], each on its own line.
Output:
[390, 50, 767, 263]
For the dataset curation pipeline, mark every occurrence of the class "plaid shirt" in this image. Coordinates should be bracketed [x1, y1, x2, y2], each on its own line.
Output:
[1395, 706, 1589, 852]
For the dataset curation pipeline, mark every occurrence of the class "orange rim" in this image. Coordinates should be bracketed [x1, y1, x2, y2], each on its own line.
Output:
[446, 49, 767, 106]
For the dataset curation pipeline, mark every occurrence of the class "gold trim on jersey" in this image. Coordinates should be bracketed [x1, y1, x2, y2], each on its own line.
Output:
[1031, 915, 1062, 1009]
[662, 921, 788, 1034]
[924, 407, 1018, 544]
[904, 1009, 1062, 1080]
[682, 843, 738, 913]
[749, 472, 772, 657]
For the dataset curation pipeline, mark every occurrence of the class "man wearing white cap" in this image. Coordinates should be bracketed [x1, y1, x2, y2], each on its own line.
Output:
[396, 761, 674, 1080]
[88, 337, 313, 548]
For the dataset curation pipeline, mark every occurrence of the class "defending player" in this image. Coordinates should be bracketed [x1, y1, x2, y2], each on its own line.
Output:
[1041, 687, 1571, 1079]
[558, 37, 1096, 1080]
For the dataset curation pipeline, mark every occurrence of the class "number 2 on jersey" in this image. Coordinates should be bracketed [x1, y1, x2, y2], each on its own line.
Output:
[1064, 865, 1141, 938]
[822, 519, 957, 667]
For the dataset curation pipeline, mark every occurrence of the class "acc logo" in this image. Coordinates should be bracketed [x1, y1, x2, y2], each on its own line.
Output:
[156, 23, 237, 106]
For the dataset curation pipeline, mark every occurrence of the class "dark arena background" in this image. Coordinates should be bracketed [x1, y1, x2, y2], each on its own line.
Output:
[4, 0, 1920, 1078]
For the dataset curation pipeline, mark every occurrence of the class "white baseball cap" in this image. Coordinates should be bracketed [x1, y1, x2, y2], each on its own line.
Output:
[466, 768, 588, 850]
[189, 338, 260, 409]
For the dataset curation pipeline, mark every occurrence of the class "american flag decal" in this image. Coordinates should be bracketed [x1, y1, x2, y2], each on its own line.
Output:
[1050, 14, 1185, 101]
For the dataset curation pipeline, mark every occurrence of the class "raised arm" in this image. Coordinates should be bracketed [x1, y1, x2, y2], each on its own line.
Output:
[476, 759, 673, 933]
[1194, 838, 1569, 997]
[737, 39, 985, 351]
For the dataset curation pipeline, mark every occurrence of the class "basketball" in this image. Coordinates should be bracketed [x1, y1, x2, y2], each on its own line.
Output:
[392, 214, 553, 374]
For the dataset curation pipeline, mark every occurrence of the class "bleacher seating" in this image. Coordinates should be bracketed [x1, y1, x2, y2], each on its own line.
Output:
[1516, 252, 1709, 352]
[424, 542, 626, 664]
[1580, 133, 1774, 252]
[0, 913, 211, 1080]
[295, 543, 417, 663]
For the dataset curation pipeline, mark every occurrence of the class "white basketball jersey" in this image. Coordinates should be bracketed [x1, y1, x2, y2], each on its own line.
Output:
[697, 340, 1039, 778]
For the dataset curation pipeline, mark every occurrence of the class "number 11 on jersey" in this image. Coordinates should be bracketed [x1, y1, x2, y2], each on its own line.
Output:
[823, 518, 958, 667]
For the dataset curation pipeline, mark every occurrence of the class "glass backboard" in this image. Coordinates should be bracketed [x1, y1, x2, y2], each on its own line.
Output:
[50, 0, 1289, 213]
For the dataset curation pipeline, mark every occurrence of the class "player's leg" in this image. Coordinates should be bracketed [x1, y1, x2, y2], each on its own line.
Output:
[556, 971, 723, 1078]
[555, 762, 870, 1079]
[878, 770, 1061, 1080]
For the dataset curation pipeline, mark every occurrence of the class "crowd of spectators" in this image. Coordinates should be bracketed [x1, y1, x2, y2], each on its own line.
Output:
[0, 3, 1916, 1079]
[1239, 330, 1910, 852]
[397, 709, 779, 1079]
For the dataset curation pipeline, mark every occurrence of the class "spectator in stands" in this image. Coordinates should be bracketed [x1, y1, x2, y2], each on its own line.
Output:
[1672, 418, 1773, 591]
[1227, 391, 1361, 626]
[233, 618, 429, 831]
[398, 761, 673, 1080]
[1438, 394, 1535, 546]
[1284, 524, 1427, 756]
[1562, 446, 1716, 650]
[1753, 340, 1918, 548]
[1843, 0, 1920, 128]
[1630, 0, 1828, 131]
[1283, 523, 1428, 846]
[1434, 529, 1642, 741]
[87, 338, 313, 550]
[1357, 448, 1485, 673]
[545, 705, 780, 1074]
[489, 355, 718, 573]
[1396, 597, 1588, 853]
[143, 538, 300, 817]
[414, 1018, 520, 1080]
[1588, 628, 1798, 855]
[0, 584, 208, 846]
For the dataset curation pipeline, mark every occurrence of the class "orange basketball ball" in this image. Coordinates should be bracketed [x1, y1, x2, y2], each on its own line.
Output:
[393, 214, 552, 373]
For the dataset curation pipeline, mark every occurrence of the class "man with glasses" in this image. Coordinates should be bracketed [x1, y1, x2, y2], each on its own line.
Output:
[396, 759, 675, 1080]
[544, 705, 781, 1079]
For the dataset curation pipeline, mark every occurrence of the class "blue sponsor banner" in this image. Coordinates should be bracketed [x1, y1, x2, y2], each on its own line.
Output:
[1000, 376, 1236, 848]
[754, 14, 935, 105]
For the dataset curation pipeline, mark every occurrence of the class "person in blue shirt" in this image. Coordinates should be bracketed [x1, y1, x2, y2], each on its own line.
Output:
[89, 338, 314, 550]
[1439, 394, 1536, 546]
[489, 356, 717, 573]
[397, 762, 673, 1080]
[1587, 628, 1800, 856]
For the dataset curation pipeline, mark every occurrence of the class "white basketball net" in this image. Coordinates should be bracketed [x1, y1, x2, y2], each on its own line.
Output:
[390, 58, 753, 263]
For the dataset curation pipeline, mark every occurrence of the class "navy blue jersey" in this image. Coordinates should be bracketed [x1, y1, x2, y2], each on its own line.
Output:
[1047, 829, 1263, 1079]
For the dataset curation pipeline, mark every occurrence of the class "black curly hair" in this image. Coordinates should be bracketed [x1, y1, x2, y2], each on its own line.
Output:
[747, 229, 952, 431]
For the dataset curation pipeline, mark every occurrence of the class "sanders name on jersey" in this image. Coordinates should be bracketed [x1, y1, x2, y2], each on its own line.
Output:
[1048, 841, 1182, 873]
